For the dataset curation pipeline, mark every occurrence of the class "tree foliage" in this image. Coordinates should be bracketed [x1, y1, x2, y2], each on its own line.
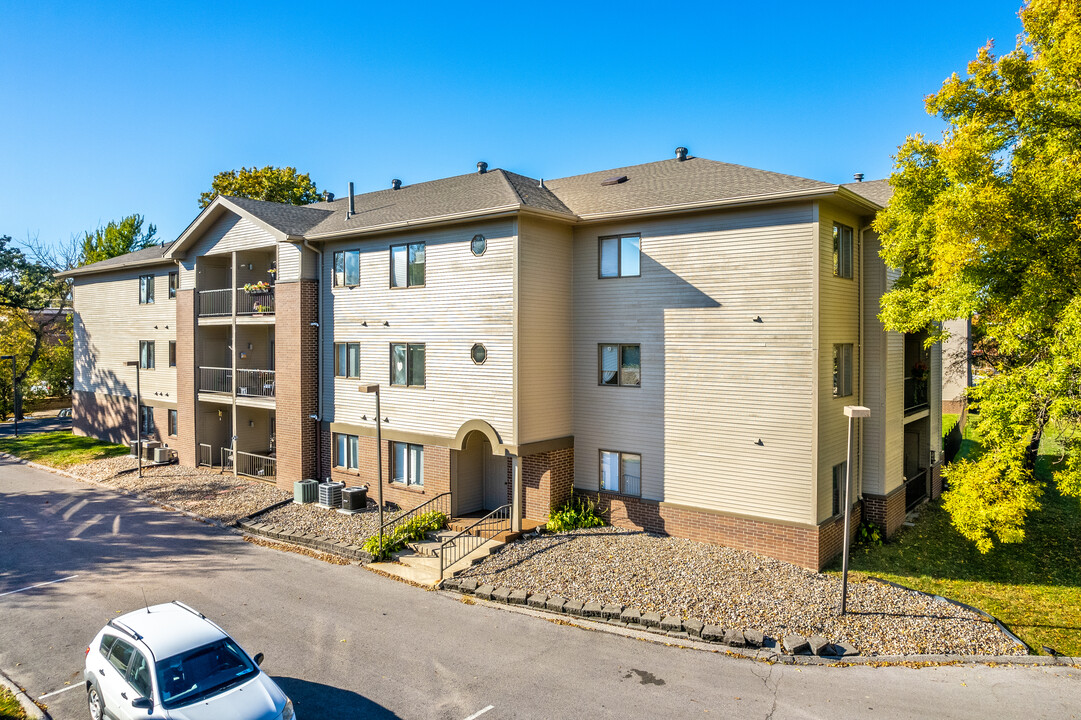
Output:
[80, 214, 157, 266]
[875, 0, 1081, 551]
[199, 166, 320, 208]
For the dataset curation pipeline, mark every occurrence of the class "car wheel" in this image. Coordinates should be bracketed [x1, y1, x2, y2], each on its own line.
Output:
[87, 685, 104, 720]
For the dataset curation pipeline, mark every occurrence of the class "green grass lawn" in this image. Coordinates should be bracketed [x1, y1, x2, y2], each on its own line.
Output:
[0, 685, 28, 720]
[0, 431, 129, 468]
[841, 416, 1081, 656]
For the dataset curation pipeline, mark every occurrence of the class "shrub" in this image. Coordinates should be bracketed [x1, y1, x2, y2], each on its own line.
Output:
[363, 509, 448, 560]
[855, 519, 884, 546]
[547, 496, 606, 533]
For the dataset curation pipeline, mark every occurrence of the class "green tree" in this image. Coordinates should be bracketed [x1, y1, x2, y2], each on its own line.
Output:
[875, 0, 1081, 551]
[199, 166, 320, 208]
[80, 214, 158, 266]
[0, 235, 72, 419]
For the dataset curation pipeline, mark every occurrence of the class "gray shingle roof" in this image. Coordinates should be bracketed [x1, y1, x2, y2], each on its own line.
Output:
[544, 157, 834, 217]
[222, 196, 333, 236]
[841, 179, 892, 208]
[57, 241, 175, 278]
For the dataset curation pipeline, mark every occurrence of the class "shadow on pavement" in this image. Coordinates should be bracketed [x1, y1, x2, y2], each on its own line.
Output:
[272, 677, 401, 720]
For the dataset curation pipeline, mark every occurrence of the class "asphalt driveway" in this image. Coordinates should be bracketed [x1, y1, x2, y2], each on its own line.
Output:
[0, 413, 72, 438]
[1, 457, 1079, 720]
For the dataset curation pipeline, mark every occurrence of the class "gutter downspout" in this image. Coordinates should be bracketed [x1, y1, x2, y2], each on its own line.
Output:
[858, 224, 871, 499]
[302, 240, 324, 480]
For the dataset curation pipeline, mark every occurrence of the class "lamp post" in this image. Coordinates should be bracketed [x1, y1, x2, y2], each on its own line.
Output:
[359, 383, 383, 556]
[1, 355, 16, 438]
[125, 360, 142, 478]
[840, 404, 870, 615]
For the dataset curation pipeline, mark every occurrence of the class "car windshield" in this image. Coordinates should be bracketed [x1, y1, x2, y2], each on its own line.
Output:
[155, 638, 257, 709]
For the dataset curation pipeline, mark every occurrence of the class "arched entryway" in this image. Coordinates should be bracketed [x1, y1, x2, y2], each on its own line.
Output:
[453, 430, 507, 515]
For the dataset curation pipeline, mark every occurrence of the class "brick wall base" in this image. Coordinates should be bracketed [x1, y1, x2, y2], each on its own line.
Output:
[863, 487, 907, 537]
[930, 461, 943, 500]
[517, 447, 575, 521]
[576, 490, 858, 571]
[320, 425, 451, 512]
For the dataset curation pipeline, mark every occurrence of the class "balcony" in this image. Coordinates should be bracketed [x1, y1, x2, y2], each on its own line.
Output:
[904, 377, 929, 414]
[198, 367, 275, 399]
[199, 367, 232, 394]
[198, 288, 232, 317]
[197, 286, 275, 318]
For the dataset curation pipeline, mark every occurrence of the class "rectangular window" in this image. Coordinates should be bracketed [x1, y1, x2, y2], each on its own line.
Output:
[138, 275, 154, 304]
[168, 409, 177, 437]
[390, 343, 425, 387]
[599, 450, 642, 496]
[390, 242, 425, 287]
[598, 344, 641, 387]
[334, 342, 360, 378]
[333, 433, 359, 470]
[833, 223, 854, 279]
[832, 343, 853, 397]
[832, 461, 848, 517]
[333, 249, 360, 287]
[169, 341, 176, 368]
[598, 234, 641, 278]
[391, 442, 423, 486]
[139, 340, 155, 369]
[139, 405, 154, 436]
[168, 272, 178, 298]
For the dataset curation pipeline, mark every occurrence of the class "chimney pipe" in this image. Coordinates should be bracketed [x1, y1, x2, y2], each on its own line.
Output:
[853, 173, 864, 183]
[391, 179, 402, 190]
[675, 146, 688, 161]
[323, 190, 335, 202]
[477, 161, 488, 174]
[348, 182, 355, 218]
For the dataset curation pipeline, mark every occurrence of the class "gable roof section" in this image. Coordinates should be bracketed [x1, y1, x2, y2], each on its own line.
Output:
[544, 157, 838, 218]
[56, 242, 175, 279]
[841, 178, 892, 208]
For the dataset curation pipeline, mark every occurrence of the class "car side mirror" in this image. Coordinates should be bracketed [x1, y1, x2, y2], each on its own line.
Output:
[253, 652, 264, 666]
[131, 697, 153, 709]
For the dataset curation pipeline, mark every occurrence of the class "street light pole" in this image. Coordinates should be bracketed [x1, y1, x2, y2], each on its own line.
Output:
[1, 355, 16, 438]
[840, 405, 870, 616]
[360, 383, 384, 556]
[125, 360, 142, 478]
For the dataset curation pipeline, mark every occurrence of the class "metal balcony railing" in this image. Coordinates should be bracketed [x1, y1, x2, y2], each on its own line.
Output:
[199, 367, 233, 394]
[236, 369, 275, 398]
[237, 285, 275, 315]
[198, 288, 232, 317]
[904, 377, 929, 413]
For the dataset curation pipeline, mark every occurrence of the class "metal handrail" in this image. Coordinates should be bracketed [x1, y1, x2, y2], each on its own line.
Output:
[375, 492, 451, 541]
[199, 366, 233, 394]
[237, 285, 275, 315]
[236, 369, 275, 398]
[221, 447, 234, 470]
[198, 288, 232, 317]
[439, 503, 511, 580]
[197, 443, 213, 467]
[235, 450, 275, 481]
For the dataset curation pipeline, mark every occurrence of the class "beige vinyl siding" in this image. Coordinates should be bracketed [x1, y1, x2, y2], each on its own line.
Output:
[860, 230, 904, 496]
[573, 204, 817, 524]
[517, 216, 574, 444]
[73, 267, 178, 401]
[277, 242, 319, 282]
[178, 213, 277, 290]
[322, 219, 516, 444]
[815, 202, 866, 522]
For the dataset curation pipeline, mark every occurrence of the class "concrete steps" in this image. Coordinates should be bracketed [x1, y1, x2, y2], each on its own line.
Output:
[370, 529, 505, 587]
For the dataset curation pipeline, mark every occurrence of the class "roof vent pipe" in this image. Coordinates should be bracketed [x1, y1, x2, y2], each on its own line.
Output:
[853, 173, 864, 183]
[391, 179, 402, 190]
[323, 190, 335, 202]
[675, 147, 688, 161]
[539, 178, 545, 189]
[477, 161, 488, 174]
[347, 182, 355, 218]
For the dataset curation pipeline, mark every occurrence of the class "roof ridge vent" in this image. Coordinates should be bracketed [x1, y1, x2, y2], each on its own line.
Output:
[601, 175, 628, 186]
[675, 146, 688, 161]
[477, 161, 488, 174]
[391, 179, 402, 190]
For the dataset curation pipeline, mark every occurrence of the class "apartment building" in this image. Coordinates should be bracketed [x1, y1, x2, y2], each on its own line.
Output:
[61, 150, 942, 569]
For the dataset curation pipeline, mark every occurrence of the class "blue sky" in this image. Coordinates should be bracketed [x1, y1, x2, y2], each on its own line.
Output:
[0, 1, 1026, 248]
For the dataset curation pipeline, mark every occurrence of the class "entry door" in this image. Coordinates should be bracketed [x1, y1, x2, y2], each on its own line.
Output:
[482, 440, 504, 510]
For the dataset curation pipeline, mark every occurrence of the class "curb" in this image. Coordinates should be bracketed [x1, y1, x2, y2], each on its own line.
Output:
[438, 580, 1080, 667]
[0, 668, 48, 720]
[235, 515, 373, 563]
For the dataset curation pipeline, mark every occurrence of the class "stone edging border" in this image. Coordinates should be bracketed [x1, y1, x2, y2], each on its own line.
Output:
[0, 668, 48, 720]
[438, 578, 1081, 666]
[236, 508, 374, 563]
[867, 576, 1031, 654]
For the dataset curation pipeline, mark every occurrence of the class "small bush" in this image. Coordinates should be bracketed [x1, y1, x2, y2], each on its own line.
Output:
[363, 509, 448, 560]
[855, 519, 884, 546]
[547, 496, 606, 533]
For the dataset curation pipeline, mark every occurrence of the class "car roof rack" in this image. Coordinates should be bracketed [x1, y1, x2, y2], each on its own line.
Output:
[107, 619, 143, 642]
[171, 600, 206, 619]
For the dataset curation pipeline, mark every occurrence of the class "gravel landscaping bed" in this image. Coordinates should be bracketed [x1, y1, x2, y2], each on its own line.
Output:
[255, 501, 404, 546]
[67, 456, 289, 525]
[458, 527, 1024, 657]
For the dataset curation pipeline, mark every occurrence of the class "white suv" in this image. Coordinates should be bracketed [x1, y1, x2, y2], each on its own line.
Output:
[83, 601, 294, 720]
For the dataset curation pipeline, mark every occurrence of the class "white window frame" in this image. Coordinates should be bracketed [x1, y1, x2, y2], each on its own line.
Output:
[333, 433, 359, 470]
[599, 449, 641, 497]
[391, 442, 423, 486]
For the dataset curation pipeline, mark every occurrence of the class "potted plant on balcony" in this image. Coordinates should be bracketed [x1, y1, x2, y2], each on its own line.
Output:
[253, 303, 270, 314]
[243, 281, 271, 294]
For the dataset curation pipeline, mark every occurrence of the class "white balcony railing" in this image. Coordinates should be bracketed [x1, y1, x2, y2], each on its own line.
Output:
[236, 369, 275, 398]
[199, 367, 232, 394]
[222, 448, 276, 481]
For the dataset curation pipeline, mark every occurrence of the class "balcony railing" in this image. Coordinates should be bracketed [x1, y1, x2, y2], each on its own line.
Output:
[237, 285, 275, 316]
[198, 288, 232, 317]
[904, 377, 929, 413]
[199, 367, 233, 394]
[237, 369, 275, 398]
[222, 448, 276, 482]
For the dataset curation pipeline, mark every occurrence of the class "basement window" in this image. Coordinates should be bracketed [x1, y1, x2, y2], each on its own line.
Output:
[391, 442, 423, 486]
